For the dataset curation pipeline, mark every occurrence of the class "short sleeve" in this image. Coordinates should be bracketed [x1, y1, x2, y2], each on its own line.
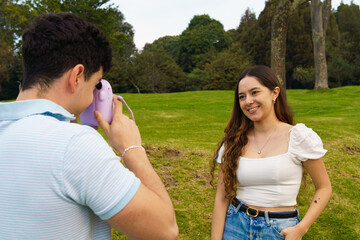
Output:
[216, 144, 225, 163]
[289, 123, 327, 163]
[62, 129, 140, 220]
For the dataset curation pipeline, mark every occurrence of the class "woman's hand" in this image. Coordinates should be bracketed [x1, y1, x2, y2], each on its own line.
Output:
[281, 224, 307, 240]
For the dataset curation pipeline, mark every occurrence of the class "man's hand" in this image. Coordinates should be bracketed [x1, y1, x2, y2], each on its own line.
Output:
[94, 96, 141, 153]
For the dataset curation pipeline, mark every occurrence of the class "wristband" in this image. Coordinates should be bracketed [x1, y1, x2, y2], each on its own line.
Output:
[122, 145, 144, 158]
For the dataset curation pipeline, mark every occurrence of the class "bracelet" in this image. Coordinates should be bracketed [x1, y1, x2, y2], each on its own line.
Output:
[122, 145, 144, 158]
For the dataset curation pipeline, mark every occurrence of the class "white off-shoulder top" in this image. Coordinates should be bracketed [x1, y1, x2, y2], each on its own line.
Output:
[216, 123, 327, 207]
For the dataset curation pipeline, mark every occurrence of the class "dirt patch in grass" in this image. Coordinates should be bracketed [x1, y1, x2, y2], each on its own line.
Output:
[343, 144, 360, 155]
[144, 143, 214, 196]
[163, 148, 181, 158]
[144, 145, 182, 159]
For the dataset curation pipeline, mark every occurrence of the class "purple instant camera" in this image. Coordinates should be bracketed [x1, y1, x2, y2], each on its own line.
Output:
[80, 79, 135, 126]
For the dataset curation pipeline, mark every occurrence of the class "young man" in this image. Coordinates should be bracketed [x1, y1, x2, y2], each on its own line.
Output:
[0, 13, 178, 239]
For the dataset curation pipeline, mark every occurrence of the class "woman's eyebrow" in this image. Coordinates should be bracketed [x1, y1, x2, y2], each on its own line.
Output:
[238, 87, 260, 95]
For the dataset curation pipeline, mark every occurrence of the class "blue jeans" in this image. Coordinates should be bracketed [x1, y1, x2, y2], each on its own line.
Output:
[223, 202, 300, 240]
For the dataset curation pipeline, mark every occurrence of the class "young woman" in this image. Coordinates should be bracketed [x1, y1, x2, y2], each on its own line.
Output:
[211, 65, 332, 240]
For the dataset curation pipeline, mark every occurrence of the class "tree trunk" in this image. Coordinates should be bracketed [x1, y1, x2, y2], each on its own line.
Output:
[129, 80, 141, 94]
[311, 0, 330, 89]
[271, 0, 306, 88]
[271, 0, 291, 88]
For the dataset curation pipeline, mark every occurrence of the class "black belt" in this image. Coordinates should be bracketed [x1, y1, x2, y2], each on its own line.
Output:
[231, 198, 298, 218]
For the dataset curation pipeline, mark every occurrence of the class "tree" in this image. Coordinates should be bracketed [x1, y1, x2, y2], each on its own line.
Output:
[271, 0, 292, 87]
[311, 0, 331, 88]
[325, 12, 340, 64]
[286, 2, 314, 88]
[177, 14, 232, 73]
[185, 68, 209, 91]
[146, 35, 181, 60]
[271, 0, 306, 87]
[325, 11, 341, 87]
[203, 42, 253, 90]
[0, 0, 136, 98]
[336, 3, 360, 62]
[59, 0, 137, 91]
[132, 47, 186, 93]
[234, 7, 271, 66]
[0, 0, 21, 99]
[331, 3, 360, 86]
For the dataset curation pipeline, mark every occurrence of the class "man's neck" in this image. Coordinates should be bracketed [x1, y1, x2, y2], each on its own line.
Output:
[16, 86, 72, 114]
[16, 88, 43, 101]
[17, 83, 65, 103]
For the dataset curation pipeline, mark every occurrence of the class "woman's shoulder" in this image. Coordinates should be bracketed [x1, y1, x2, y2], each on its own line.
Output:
[290, 123, 318, 142]
[289, 123, 327, 162]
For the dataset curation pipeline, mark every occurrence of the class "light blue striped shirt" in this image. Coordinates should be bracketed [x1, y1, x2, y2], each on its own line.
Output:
[0, 99, 140, 239]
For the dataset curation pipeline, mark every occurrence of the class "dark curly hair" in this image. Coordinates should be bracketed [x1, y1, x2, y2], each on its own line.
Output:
[21, 12, 112, 91]
[211, 65, 294, 199]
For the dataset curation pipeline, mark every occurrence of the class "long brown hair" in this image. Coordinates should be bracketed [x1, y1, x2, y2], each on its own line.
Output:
[211, 65, 294, 199]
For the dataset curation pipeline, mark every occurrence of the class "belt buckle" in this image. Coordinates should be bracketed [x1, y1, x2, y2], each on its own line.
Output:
[246, 207, 259, 217]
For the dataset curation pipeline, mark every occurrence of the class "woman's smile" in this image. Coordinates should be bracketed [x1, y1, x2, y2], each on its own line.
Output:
[247, 106, 259, 114]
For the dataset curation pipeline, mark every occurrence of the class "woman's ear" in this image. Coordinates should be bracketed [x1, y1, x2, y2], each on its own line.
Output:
[273, 86, 280, 102]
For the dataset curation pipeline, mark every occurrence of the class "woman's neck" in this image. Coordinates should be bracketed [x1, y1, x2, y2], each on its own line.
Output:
[253, 116, 281, 134]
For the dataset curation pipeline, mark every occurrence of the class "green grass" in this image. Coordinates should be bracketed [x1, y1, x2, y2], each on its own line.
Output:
[111, 86, 360, 239]
[4, 86, 359, 239]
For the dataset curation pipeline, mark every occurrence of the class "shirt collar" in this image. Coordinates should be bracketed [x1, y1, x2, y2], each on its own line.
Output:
[0, 99, 76, 121]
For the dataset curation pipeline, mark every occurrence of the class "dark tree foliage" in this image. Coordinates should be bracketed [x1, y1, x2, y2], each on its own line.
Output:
[325, 12, 341, 87]
[185, 68, 210, 91]
[203, 42, 253, 90]
[286, 2, 314, 88]
[233, 8, 263, 63]
[1, 1, 360, 97]
[232, 1, 359, 89]
[177, 14, 232, 73]
[252, 1, 275, 66]
[132, 47, 186, 93]
[0, 0, 136, 98]
[332, 3, 360, 86]
[0, 0, 17, 98]
[325, 12, 340, 63]
[234, 1, 276, 68]
[144, 35, 181, 60]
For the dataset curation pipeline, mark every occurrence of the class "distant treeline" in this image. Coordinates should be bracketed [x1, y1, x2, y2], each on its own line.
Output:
[1, 0, 359, 99]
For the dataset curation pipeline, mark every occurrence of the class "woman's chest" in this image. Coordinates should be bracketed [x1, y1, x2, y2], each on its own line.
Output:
[236, 155, 303, 186]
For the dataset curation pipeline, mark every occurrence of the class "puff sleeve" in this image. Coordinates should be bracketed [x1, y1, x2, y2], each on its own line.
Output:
[216, 144, 225, 163]
[289, 123, 327, 163]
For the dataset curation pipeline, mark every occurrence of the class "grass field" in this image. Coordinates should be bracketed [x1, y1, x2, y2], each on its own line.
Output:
[110, 86, 360, 239]
[3, 86, 359, 239]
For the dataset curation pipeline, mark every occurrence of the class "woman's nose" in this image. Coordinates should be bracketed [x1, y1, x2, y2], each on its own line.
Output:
[245, 96, 254, 104]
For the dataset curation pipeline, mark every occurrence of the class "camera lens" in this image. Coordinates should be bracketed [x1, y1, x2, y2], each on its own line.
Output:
[96, 81, 102, 90]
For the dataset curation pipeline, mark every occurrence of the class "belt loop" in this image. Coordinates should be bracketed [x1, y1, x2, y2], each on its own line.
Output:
[232, 198, 242, 214]
[264, 211, 270, 226]
[296, 209, 300, 218]
[235, 200, 242, 214]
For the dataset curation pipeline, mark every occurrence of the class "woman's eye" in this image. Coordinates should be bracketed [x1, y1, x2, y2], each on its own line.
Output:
[252, 91, 259, 95]
[239, 95, 245, 100]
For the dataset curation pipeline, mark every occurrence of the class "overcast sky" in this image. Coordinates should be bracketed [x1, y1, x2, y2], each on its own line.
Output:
[110, 0, 360, 50]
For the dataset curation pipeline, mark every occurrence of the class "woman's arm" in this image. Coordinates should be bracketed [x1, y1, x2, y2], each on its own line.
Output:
[281, 158, 332, 240]
[211, 164, 231, 240]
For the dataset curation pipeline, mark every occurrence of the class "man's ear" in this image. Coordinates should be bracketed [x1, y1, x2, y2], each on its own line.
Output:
[68, 64, 85, 93]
